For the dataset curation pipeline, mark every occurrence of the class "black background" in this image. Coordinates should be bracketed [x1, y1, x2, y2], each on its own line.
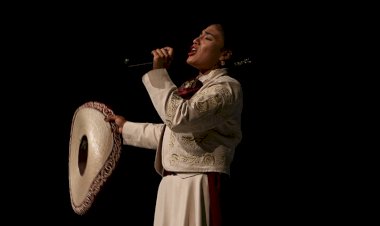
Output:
[3, 3, 336, 225]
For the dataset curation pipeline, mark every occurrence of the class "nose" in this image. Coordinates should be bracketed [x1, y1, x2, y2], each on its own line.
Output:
[193, 35, 200, 44]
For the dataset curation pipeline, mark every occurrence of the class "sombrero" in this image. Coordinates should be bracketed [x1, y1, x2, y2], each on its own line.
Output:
[68, 101, 121, 215]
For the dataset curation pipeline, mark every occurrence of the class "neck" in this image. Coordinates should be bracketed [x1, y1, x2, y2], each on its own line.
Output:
[199, 68, 215, 76]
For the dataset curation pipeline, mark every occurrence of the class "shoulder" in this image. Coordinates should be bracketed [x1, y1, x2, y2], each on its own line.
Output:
[219, 74, 241, 86]
[212, 74, 243, 95]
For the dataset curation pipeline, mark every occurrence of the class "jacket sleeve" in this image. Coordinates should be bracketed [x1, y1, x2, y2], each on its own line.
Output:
[122, 121, 165, 150]
[142, 69, 243, 133]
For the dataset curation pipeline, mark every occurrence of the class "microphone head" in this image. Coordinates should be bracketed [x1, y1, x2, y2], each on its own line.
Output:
[124, 58, 130, 64]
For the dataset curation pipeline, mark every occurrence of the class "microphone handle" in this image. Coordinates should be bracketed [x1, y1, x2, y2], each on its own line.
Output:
[124, 58, 152, 67]
[127, 62, 152, 67]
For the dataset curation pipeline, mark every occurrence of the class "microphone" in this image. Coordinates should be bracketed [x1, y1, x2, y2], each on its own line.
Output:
[124, 56, 256, 68]
[124, 58, 152, 67]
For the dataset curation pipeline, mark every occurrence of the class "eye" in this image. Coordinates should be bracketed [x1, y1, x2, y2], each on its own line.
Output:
[204, 34, 214, 41]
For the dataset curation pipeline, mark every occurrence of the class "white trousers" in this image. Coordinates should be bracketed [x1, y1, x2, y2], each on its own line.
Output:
[154, 173, 210, 226]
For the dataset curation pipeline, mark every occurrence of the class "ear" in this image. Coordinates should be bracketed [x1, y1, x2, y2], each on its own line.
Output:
[219, 49, 233, 61]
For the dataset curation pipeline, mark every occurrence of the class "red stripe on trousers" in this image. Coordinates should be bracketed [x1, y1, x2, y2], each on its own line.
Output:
[207, 172, 225, 226]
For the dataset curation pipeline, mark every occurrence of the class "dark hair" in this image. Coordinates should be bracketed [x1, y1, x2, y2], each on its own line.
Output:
[197, 19, 255, 69]
[176, 16, 257, 80]
[204, 19, 258, 79]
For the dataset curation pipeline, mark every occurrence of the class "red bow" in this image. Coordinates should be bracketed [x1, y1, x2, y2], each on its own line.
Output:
[176, 79, 203, 99]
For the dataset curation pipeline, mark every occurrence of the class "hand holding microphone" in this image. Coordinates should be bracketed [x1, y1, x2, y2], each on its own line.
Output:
[151, 47, 173, 69]
[124, 47, 174, 69]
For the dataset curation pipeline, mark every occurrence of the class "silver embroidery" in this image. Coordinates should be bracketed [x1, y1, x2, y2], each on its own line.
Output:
[166, 93, 182, 125]
[169, 131, 175, 147]
[180, 135, 206, 149]
[168, 153, 225, 167]
[167, 131, 226, 167]
[163, 83, 233, 169]
[193, 86, 232, 114]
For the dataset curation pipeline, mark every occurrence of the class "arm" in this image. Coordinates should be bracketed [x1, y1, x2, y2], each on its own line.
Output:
[142, 69, 243, 133]
[122, 121, 165, 150]
[105, 114, 165, 150]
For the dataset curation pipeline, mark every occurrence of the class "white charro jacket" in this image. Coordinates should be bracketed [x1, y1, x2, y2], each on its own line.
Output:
[122, 68, 243, 176]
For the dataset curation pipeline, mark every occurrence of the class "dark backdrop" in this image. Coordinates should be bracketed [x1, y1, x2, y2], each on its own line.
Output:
[56, 11, 270, 225]
[3, 4, 329, 225]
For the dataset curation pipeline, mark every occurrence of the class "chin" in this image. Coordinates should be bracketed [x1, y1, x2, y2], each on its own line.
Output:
[186, 58, 194, 65]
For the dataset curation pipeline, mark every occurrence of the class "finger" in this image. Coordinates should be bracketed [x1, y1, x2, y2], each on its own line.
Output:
[162, 48, 172, 57]
[154, 48, 171, 58]
[156, 48, 168, 58]
[104, 115, 116, 122]
[164, 47, 173, 56]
